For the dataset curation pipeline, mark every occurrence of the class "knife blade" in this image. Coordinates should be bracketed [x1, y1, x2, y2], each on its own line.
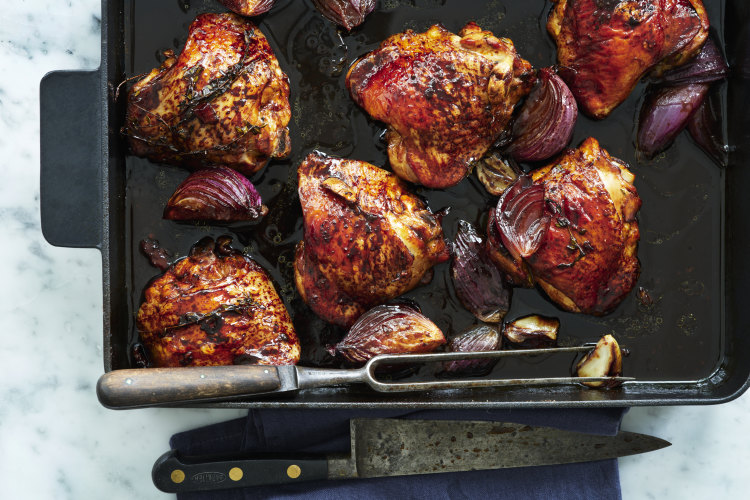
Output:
[152, 418, 670, 493]
[97, 347, 634, 408]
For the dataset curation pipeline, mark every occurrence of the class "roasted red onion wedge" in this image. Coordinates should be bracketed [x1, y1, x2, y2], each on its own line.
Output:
[475, 151, 522, 196]
[163, 166, 268, 222]
[503, 314, 559, 349]
[218, 0, 276, 17]
[333, 303, 446, 366]
[442, 325, 501, 376]
[495, 175, 550, 261]
[657, 37, 729, 86]
[451, 220, 512, 323]
[485, 208, 535, 287]
[636, 83, 709, 158]
[575, 334, 623, 388]
[688, 87, 729, 167]
[505, 67, 577, 163]
[312, 0, 376, 30]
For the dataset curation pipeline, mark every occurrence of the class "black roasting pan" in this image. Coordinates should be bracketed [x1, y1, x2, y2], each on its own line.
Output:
[40, 0, 750, 407]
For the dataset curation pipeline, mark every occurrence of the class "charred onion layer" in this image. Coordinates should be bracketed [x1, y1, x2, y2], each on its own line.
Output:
[451, 220, 512, 323]
[333, 303, 446, 365]
[164, 166, 268, 222]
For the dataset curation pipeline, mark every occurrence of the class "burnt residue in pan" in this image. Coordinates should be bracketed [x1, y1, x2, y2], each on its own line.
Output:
[123, 0, 724, 381]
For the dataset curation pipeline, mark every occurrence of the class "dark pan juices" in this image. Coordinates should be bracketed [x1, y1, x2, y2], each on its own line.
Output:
[123, 0, 725, 382]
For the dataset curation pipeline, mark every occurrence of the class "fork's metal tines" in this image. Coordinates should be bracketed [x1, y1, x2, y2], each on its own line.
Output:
[361, 346, 633, 392]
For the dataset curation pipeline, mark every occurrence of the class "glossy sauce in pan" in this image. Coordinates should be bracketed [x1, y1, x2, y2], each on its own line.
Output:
[123, 0, 725, 381]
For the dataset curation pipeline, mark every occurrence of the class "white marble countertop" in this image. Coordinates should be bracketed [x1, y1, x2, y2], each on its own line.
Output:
[1, 1, 748, 498]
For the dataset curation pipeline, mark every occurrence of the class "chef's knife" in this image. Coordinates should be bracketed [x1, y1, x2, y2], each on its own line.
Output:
[97, 347, 634, 408]
[152, 418, 669, 493]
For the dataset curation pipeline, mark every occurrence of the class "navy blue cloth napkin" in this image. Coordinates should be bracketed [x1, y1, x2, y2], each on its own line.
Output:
[169, 408, 626, 500]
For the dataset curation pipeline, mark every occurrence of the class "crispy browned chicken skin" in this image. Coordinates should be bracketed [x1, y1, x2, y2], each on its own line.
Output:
[492, 138, 641, 315]
[347, 23, 534, 189]
[548, 0, 709, 119]
[138, 236, 300, 367]
[124, 13, 291, 176]
[528, 138, 641, 314]
[294, 152, 450, 327]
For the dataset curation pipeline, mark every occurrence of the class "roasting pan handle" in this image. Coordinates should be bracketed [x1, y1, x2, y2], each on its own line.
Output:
[40, 69, 103, 249]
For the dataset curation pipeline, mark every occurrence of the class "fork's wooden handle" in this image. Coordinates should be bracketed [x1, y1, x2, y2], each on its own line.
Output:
[96, 366, 282, 409]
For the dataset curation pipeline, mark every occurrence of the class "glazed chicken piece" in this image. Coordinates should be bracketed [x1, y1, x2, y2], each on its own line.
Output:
[528, 138, 641, 314]
[294, 152, 450, 328]
[124, 13, 291, 176]
[138, 236, 300, 367]
[346, 23, 534, 189]
[493, 138, 641, 315]
[218, 0, 276, 17]
[548, 0, 709, 119]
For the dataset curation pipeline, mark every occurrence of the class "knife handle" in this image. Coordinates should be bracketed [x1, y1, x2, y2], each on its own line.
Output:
[152, 450, 329, 493]
[96, 366, 283, 408]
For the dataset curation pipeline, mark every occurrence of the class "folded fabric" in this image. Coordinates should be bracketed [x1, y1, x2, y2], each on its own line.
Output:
[169, 407, 627, 500]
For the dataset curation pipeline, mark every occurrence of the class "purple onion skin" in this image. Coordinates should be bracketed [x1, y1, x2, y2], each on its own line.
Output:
[485, 208, 535, 288]
[164, 166, 268, 222]
[312, 0, 376, 31]
[442, 325, 501, 376]
[218, 0, 276, 17]
[451, 220, 512, 323]
[687, 87, 729, 167]
[495, 175, 550, 261]
[657, 37, 729, 86]
[334, 304, 446, 366]
[637, 83, 709, 158]
[506, 67, 577, 162]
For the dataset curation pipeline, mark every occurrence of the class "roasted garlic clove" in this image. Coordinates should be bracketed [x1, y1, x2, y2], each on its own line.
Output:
[442, 325, 501, 376]
[575, 334, 623, 388]
[333, 303, 446, 366]
[503, 315, 559, 348]
[476, 151, 521, 196]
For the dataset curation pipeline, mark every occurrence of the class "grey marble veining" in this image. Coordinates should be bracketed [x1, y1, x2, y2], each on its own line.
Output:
[1, 1, 748, 499]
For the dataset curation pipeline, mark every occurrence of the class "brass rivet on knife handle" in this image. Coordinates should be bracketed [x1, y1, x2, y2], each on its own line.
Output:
[96, 365, 283, 408]
[228, 467, 243, 481]
[170, 469, 185, 484]
[287, 465, 302, 479]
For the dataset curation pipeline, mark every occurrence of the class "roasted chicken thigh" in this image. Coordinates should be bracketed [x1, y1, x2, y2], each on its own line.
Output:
[492, 138, 641, 315]
[294, 152, 450, 327]
[548, 0, 709, 118]
[138, 236, 300, 367]
[347, 23, 534, 188]
[124, 13, 291, 175]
